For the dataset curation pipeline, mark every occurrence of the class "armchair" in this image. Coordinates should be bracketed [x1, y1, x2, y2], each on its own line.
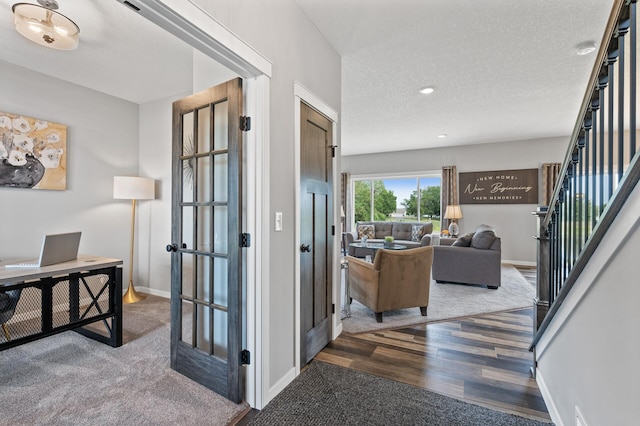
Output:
[347, 246, 434, 322]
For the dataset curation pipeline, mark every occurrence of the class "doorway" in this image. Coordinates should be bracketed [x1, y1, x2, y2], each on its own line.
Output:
[294, 84, 340, 372]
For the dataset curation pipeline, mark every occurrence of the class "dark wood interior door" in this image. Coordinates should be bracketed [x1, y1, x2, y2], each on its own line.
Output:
[300, 102, 334, 365]
[169, 78, 244, 403]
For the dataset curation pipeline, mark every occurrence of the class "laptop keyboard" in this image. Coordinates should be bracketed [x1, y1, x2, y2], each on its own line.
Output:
[5, 262, 39, 268]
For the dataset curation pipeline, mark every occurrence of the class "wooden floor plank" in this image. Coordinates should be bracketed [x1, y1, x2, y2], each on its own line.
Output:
[318, 304, 551, 423]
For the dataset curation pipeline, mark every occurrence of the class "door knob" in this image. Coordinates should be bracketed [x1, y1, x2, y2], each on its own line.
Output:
[300, 244, 311, 253]
[166, 243, 178, 252]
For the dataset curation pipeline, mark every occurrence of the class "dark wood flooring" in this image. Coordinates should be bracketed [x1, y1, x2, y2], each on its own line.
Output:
[236, 265, 549, 425]
[316, 265, 550, 423]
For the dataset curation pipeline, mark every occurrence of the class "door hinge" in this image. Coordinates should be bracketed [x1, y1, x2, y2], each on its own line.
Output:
[332, 303, 335, 314]
[241, 349, 251, 365]
[331, 225, 335, 236]
[240, 116, 251, 131]
[329, 145, 337, 157]
[240, 233, 251, 248]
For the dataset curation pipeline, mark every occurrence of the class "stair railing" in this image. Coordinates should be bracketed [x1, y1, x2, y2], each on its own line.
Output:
[531, 0, 639, 348]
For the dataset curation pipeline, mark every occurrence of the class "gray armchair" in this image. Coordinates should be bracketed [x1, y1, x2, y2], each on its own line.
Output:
[0, 289, 22, 341]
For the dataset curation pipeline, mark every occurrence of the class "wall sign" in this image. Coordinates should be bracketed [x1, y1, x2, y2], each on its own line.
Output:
[459, 168, 538, 204]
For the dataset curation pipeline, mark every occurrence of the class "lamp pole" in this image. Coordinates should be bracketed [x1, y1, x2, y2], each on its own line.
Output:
[122, 197, 145, 304]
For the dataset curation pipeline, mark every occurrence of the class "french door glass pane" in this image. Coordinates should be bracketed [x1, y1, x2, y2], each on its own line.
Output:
[181, 253, 194, 299]
[213, 153, 228, 202]
[182, 111, 194, 156]
[196, 303, 211, 352]
[213, 257, 228, 306]
[214, 206, 228, 254]
[197, 106, 211, 154]
[196, 206, 211, 252]
[182, 206, 194, 250]
[213, 101, 228, 150]
[196, 255, 211, 302]
[213, 309, 228, 359]
[197, 156, 211, 202]
[181, 300, 193, 344]
[182, 160, 194, 203]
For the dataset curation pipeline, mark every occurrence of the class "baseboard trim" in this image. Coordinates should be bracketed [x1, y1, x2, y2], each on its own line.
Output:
[135, 287, 170, 299]
[503, 260, 536, 267]
[535, 369, 563, 426]
[266, 367, 296, 406]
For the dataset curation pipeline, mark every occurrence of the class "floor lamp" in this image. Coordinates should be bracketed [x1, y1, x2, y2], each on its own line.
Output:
[113, 176, 155, 304]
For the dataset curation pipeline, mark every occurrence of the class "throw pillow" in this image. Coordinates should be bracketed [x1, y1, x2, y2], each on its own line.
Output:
[357, 224, 375, 240]
[471, 230, 496, 249]
[474, 224, 496, 234]
[411, 225, 424, 242]
[452, 232, 474, 247]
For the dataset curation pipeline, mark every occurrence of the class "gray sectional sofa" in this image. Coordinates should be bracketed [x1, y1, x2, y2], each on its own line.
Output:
[344, 221, 434, 257]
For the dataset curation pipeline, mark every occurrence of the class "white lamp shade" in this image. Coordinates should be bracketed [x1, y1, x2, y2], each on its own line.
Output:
[113, 176, 155, 200]
[443, 205, 463, 220]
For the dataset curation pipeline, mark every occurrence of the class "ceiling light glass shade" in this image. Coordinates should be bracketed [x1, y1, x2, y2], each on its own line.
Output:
[12, 3, 80, 50]
[576, 41, 596, 56]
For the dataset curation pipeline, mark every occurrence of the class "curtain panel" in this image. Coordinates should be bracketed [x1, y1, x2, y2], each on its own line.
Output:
[542, 163, 561, 206]
[341, 172, 350, 231]
[441, 166, 458, 233]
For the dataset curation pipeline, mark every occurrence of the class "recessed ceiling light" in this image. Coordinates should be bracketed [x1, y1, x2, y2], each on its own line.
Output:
[419, 86, 435, 95]
[437, 134, 447, 138]
[576, 41, 597, 56]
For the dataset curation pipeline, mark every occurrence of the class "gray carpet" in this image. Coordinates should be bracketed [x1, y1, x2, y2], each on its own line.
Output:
[342, 263, 535, 333]
[0, 295, 249, 425]
[251, 361, 551, 426]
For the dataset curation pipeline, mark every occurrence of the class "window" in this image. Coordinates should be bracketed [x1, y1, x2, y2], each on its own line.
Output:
[352, 176, 441, 231]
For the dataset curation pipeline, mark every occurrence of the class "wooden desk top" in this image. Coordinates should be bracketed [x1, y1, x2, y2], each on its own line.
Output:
[0, 255, 123, 285]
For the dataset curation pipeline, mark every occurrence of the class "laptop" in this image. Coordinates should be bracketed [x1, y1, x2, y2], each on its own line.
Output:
[4, 232, 82, 268]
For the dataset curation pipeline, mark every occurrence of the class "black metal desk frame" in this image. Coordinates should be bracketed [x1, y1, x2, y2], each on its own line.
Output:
[0, 264, 123, 351]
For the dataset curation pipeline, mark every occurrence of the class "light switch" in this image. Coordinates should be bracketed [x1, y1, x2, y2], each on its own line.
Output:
[275, 212, 283, 231]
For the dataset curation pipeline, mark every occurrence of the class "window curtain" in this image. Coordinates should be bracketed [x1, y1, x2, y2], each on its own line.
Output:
[441, 166, 458, 232]
[542, 163, 561, 206]
[341, 172, 350, 231]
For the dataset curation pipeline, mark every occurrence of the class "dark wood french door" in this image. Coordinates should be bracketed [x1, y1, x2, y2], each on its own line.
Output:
[300, 102, 334, 365]
[168, 78, 244, 403]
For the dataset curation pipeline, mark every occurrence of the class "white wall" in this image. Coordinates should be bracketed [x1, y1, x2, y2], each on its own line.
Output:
[192, 0, 342, 398]
[535, 182, 640, 426]
[0, 60, 138, 276]
[341, 137, 568, 263]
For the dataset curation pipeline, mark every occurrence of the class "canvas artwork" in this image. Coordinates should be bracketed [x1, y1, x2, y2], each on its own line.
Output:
[0, 111, 67, 190]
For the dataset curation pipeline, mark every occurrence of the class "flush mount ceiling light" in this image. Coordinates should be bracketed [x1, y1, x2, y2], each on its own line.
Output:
[576, 41, 597, 56]
[419, 86, 435, 95]
[12, 0, 79, 50]
[437, 134, 447, 138]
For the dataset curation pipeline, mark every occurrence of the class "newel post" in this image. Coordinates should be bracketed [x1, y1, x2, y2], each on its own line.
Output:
[533, 208, 550, 331]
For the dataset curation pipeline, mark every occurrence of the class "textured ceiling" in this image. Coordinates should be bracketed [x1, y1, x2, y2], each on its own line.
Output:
[296, 0, 616, 155]
[1, 0, 617, 156]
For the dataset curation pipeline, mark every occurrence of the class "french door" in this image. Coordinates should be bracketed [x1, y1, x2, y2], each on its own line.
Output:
[168, 78, 244, 403]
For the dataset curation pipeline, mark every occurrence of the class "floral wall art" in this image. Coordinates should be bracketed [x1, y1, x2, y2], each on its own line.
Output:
[0, 111, 67, 190]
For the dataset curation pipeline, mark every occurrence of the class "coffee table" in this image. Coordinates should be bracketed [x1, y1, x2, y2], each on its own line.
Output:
[348, 242, 407, 261]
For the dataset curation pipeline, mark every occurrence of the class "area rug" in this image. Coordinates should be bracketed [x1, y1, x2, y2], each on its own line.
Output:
[0, 295, 249, 425]
[342, 263, 535, 334]
[250, 361, 552, 425]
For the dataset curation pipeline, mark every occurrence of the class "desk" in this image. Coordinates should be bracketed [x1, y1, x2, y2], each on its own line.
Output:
[0, 255, 123, 351]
